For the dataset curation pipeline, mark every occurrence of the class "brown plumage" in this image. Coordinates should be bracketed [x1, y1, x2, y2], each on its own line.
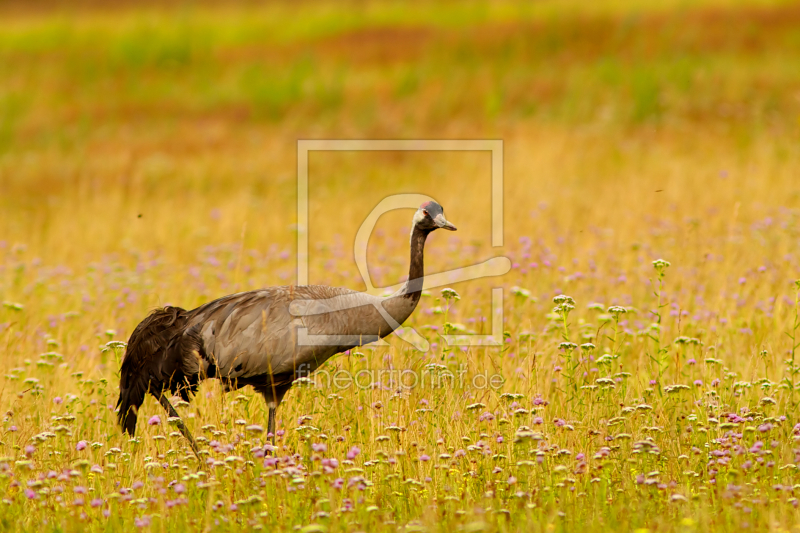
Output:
[116, 201, 456, 453]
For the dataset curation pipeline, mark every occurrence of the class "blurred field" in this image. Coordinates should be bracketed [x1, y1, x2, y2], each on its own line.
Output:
[1, 0, 800, 531]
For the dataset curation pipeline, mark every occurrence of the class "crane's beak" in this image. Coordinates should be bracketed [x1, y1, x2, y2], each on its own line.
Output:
[434, 214, 457, 231]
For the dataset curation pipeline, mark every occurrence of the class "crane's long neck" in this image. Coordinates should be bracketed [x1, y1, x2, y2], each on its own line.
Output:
[404, 225, 428, 298]
[381, 225, 429, 326]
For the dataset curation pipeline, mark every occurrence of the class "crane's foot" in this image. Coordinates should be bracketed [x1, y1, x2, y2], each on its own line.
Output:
[158, 393, 202, 461]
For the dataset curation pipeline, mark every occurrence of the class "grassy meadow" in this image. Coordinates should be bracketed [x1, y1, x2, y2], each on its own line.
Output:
[2, 0, 800, 531]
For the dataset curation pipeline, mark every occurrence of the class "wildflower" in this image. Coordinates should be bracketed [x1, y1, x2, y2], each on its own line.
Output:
[24, 445, 35, 457]
[173, 483, 186, 494]
[148, 415, 161, 426]
[332, 478, 344, 489]
[511, 286, 531, 299]
[76, 440, 88, 451]
[652, 259, 671, 271]
[312, 443, 327, 453]
[419, 454, 431, 462]
[553, 295, 575, 305]
[24, 488, 37, 500]
[553, 302, 575, 315]
[90, 498, 102, 508]
[608, 306, 627, 318]
[53, 397, 62, 405]
[441, 288, 460, 301]
[346, 446, 360, 460]
[694, 380, 703, 387]
[132, 481, 144, 490]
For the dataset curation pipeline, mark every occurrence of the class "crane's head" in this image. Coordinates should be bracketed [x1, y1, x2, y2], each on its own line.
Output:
[413, 201, 457, 232]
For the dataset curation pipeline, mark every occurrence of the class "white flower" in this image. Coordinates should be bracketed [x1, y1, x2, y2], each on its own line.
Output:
[441, 288, 460, 301]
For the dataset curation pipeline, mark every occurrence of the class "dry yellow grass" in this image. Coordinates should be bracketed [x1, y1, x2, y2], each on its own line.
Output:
[1, 0, 800, 531]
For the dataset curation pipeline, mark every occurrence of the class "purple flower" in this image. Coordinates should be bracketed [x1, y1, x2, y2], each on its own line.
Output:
[173, 483, 186, 494]
[346, 446, 360, 460]
[24, 445, 35, 457]
[91, 498, 103, 508]
[148, 415, 161, 426]
[76, 440, 88, 451]
[135, 516, 151, 528]
[53, 397, 63, 405]
[132, 481, 144, 490]
[24, 488, 37, 500]
[419, 454, 431, 462]
[312, 443, 327, 453]
[332, 478, 344, 489]
[694, 380, 703, 387]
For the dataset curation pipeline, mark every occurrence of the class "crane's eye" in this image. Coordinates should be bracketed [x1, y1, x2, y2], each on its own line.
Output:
[422, 210, 429, 217]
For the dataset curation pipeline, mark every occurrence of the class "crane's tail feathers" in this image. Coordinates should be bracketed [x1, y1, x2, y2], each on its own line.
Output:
[117, 306, 188, 436]
[119, 388, 144, 436]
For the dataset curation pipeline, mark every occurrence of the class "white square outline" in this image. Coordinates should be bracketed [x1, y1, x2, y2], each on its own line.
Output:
[297, 139, 504, 347]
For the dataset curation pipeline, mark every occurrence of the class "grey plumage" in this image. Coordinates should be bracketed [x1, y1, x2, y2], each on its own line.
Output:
[117, 200, 456, 452]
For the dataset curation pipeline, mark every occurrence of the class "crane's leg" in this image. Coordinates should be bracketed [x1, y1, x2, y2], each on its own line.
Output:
[158, 393, 201, 460]
[260, 384, 288, 453]
[267, 406, 276, 447]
